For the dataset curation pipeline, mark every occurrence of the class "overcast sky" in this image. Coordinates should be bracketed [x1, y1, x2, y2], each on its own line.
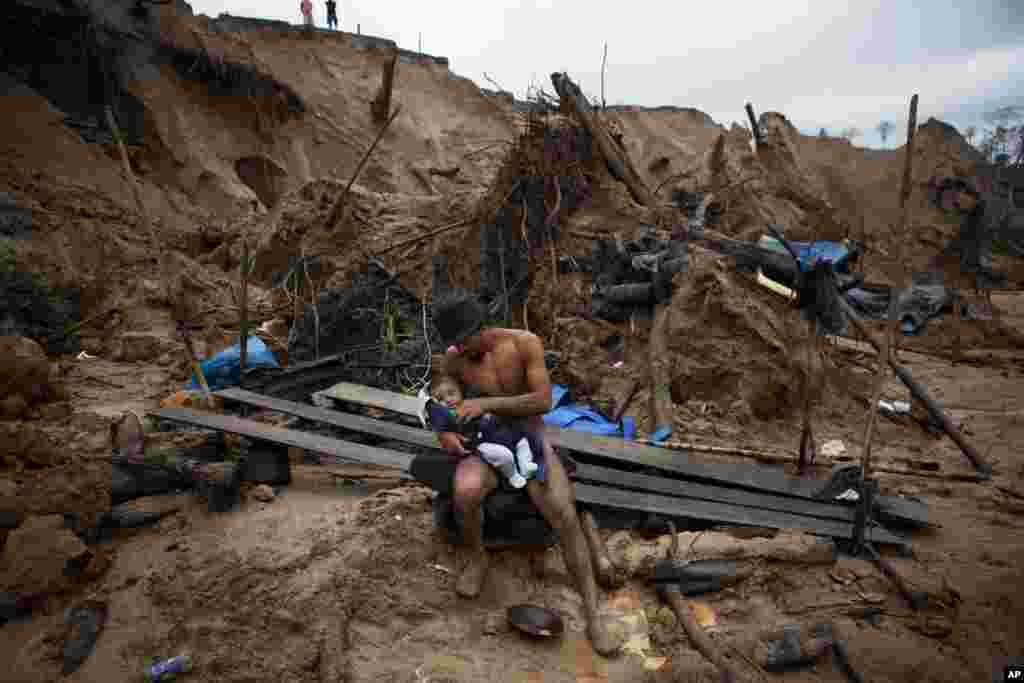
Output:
[188, 0, 1023, 149]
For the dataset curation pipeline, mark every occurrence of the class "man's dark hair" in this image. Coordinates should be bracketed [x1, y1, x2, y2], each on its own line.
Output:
[432, 289, 485, 348]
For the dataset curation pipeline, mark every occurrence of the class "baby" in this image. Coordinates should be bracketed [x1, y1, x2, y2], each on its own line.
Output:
[427, 375, 541, 489]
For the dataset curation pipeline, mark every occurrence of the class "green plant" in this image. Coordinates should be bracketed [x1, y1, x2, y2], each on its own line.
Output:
[0, 239, 15, 272]
[381, 300, 415, 353]
[143, 447, 177, 466]
[224, 448, 241, 463]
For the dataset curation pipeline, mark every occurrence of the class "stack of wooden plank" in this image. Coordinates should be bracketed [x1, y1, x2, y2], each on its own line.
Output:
[148, 383, 929, 547]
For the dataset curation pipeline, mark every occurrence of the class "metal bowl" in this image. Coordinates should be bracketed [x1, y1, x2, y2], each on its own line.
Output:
[506, 605, 565, 638]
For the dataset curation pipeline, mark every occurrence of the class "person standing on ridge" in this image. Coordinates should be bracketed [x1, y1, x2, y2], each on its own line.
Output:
[300, 0, 314, 31]
[325, 0, 338, 29]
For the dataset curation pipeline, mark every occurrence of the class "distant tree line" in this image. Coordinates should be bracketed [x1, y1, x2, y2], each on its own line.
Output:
[960, 106, 1023, 166]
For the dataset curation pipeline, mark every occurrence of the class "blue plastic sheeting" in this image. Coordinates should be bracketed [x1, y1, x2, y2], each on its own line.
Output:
[187, 336, 280, 392]
[543, 385, 622, 437]
[760, 238, 852, 273]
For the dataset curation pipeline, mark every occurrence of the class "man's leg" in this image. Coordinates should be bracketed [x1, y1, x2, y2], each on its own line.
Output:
[526, 441, 620, 656]
[452, 455, 498, 598]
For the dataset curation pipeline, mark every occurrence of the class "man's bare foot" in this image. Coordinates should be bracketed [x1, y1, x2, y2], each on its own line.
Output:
[587, 613, 623, 657]
[595, 558, 627, 590]
[455, 550, 490, 598]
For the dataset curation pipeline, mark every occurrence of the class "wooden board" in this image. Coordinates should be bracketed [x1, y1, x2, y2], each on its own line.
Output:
[574, 462, 852, 523]
[212, 388, 914, 536]
[307, 383, 825, 500]
[573, 483, 904, 545]
[149, 407, 414, 470]
[315, 382, 427, 418]
[307, 383, 929, 525]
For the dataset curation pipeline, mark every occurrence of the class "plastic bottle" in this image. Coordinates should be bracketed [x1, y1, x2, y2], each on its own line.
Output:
[144, 655, 193, 681]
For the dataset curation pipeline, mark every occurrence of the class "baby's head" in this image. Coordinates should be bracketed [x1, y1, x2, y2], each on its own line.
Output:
[430, 375, 463, 408]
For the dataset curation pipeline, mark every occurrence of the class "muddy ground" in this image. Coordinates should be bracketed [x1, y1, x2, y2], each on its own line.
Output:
[0, 293, 1020, 683]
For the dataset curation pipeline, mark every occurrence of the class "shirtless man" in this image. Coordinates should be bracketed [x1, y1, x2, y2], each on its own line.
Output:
[431, 290, 619, 657]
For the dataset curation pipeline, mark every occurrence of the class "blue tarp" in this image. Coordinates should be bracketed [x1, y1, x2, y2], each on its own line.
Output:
[186, 336, 280, 392]
[760, 238, 852, 273]
[543, 384, 623, 437]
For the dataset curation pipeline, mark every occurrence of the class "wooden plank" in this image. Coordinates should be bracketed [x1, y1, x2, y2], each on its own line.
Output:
[149, 406, 414, 470]
[548, 426, 822, 499]
[219, 387, 438, 448]
[574, 462, 851, 523]
[213, 388, 906, 532]
[222, 386, 928, 526]
[316, 382, 426, 419]
[573, 484, 904, 546]
[309, 383, 815, 500]
[575, 464, 906, 545]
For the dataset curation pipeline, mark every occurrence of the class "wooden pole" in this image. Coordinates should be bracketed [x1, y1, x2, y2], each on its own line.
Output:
[893, 94, 919, 361]
[323, 104, 401, 235]
[600, 42, 608, 111]
[745, 103, 762, 146]
[105, 106, 160, 260]
[860, 297, 893, 482]
[239, 238, 250, 386]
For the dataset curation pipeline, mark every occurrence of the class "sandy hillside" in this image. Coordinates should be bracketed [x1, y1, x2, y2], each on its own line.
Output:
[2, 1, 1024, 681]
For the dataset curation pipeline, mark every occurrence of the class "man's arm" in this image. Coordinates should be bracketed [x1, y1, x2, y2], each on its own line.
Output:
[479, 334, 553, 418]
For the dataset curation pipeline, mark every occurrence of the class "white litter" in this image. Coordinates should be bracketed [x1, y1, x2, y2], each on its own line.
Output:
[821, 439, 847, 458]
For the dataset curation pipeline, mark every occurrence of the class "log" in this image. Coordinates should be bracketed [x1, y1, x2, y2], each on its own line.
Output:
[550, 72, 654, 207]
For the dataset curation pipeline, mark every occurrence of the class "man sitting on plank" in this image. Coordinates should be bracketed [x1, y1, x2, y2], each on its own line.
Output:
[431, 290, 621, 657]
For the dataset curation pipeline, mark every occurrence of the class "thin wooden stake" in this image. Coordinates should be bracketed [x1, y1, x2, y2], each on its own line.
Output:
[861, 298, 894, 481]
[239, 238, 250, 386]
[745, 102, 762, 147]
[323, 104, 402, 235]
[894, 94, 919, 361]
[600, 42, 608, 111]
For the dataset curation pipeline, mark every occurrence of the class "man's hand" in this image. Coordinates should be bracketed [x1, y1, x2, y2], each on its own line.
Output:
[438, 431, 470, 457]
[455, 398, 487, 422]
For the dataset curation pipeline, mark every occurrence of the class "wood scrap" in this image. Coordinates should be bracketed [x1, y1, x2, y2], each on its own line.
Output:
[104, 106, 158, 251]
[322, 104, 402, 238]
[550, 72, 654, 207]
[376, 218, 473, 255]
